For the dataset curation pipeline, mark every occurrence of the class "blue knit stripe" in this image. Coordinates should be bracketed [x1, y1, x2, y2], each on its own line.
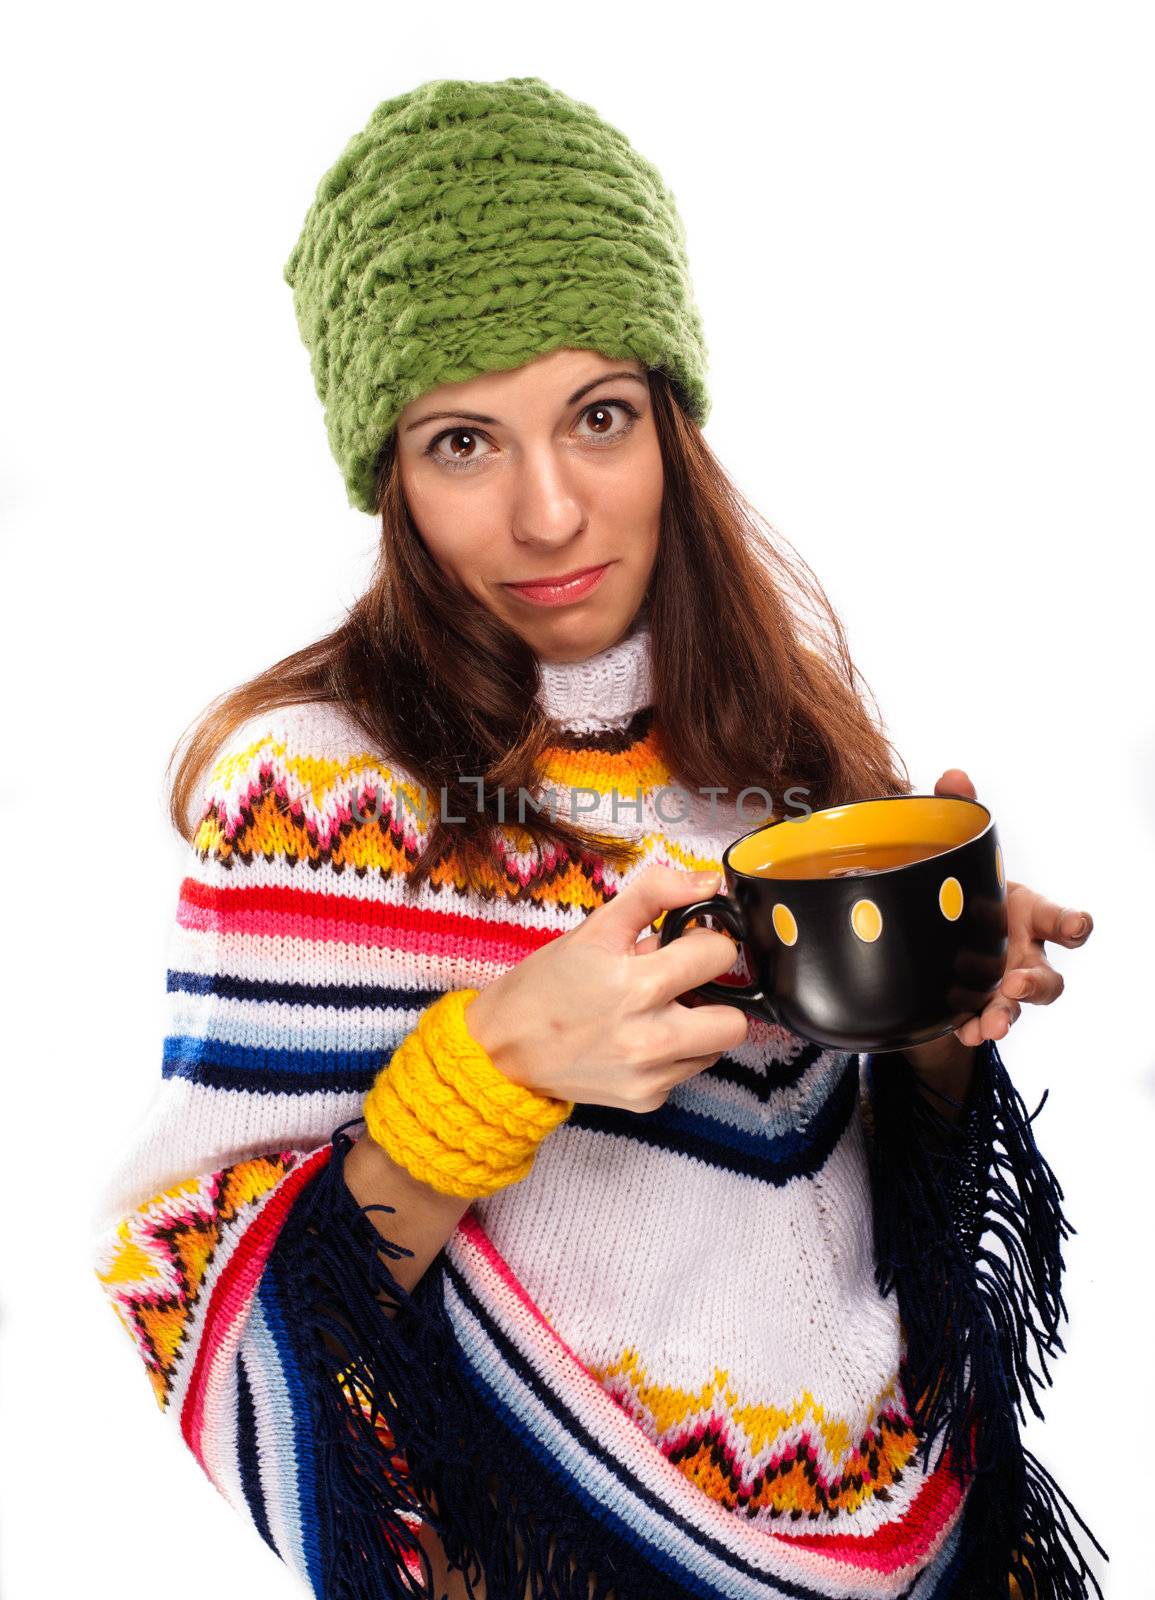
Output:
[234, 1351, 278, 1558]
[167, 968, 440, 1012]
[255, 1266, 325, 1597]
[568, 1053, 859, 1184]
[162, 1035, 384, 1092]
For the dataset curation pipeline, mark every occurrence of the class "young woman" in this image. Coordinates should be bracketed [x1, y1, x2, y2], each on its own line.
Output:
[91, 77, 1106, 1600]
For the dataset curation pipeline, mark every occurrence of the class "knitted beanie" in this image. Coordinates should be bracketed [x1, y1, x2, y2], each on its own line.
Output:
[282, 75, 711, 513]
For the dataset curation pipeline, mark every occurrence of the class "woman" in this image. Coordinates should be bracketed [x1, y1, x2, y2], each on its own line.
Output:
[90, 77, 1106, 1599]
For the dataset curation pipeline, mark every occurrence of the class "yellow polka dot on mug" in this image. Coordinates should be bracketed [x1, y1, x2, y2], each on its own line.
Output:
[850, 899, 883, 942]
[772, 903, 798, 945]
[938, 877, 964, 921]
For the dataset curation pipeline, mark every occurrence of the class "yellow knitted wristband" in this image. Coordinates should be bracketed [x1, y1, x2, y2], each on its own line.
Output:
[362, 989, 574, 1199]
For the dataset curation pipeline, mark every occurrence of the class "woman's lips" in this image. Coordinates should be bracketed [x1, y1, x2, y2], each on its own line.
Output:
[502, 563, 612, 607]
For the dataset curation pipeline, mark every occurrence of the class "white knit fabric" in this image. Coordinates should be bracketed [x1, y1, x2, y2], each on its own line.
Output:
[536, 607, 652, 730]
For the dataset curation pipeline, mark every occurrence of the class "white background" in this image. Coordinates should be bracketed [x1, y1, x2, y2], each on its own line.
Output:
[3, 3, 1151, 1596]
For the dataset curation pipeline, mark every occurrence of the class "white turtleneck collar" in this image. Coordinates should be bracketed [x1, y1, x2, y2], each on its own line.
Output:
[534, 609, 653, 733]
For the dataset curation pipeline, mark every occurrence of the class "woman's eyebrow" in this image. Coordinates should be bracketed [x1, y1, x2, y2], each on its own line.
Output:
[402, 371, 649, 433]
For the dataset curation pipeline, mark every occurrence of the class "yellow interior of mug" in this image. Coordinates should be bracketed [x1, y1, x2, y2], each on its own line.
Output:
[728, 796, 988, 877]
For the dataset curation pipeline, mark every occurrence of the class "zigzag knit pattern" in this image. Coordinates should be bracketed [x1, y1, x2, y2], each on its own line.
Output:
[89, 617, 1099, 1597]
[282, 74, 711, 511]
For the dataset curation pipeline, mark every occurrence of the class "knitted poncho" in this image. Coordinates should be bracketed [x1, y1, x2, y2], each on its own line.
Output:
[90, 617, 1105, 1599]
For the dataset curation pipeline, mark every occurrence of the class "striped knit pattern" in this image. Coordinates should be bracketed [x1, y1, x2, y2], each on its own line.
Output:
[91, 617, 971, 1597]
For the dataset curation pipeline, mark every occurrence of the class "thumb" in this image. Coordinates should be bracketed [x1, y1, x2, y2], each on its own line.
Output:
[934, 768, 976, 800]
[594, 864, 722, 946]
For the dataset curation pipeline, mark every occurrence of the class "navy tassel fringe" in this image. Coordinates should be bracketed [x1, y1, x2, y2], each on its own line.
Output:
[866, 1039, 1109, 1598]
[271, 1118, 698, 1600]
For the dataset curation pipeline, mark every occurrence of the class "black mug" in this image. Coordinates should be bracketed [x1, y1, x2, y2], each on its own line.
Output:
[657, 793, 1008, 1053]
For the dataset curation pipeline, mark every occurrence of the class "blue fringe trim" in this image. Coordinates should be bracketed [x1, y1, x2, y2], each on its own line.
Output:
[865, 1040, 1109, 1598]
[271, 1118, 702, 1599]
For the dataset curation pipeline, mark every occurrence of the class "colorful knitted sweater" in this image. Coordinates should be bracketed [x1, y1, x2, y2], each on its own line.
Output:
[90, 617, 1105, 1599]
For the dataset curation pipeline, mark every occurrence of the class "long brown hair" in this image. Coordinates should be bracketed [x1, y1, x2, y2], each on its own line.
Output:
[167, 370, 910, 894]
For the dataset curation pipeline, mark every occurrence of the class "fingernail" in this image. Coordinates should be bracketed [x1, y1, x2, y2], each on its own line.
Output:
[1069, 916, 1089, 939]
[693, 870, 720, 888]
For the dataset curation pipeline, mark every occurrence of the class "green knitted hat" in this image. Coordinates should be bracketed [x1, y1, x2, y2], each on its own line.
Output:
[283, 76, 711, 513]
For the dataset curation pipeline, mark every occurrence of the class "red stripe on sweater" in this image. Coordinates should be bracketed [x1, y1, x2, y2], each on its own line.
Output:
[178, 877, 557, 954]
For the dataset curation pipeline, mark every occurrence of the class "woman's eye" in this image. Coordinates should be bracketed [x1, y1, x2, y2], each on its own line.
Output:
[425, 428, 494, 470]
[576, 399, 638, 439]
[423, 400, 639, 472]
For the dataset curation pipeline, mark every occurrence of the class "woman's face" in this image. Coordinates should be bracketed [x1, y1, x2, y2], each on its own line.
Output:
[395, 347, 663, 663]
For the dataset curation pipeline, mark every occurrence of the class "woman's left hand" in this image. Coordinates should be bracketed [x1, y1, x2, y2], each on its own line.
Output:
[930, 768, 1093, 1048]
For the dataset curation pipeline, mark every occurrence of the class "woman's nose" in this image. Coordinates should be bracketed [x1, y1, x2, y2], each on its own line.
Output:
[508, 449, 586, 547]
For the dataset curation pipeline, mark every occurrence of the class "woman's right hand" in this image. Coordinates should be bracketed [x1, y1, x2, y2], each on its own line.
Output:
[464, 865, 750, 1113]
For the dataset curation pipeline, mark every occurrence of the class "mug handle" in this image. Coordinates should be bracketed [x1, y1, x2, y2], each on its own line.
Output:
[657, 894, 772, 1016]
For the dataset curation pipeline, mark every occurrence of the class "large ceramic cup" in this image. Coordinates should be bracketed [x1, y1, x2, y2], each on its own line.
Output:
[657, 794, 1008, 1053]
